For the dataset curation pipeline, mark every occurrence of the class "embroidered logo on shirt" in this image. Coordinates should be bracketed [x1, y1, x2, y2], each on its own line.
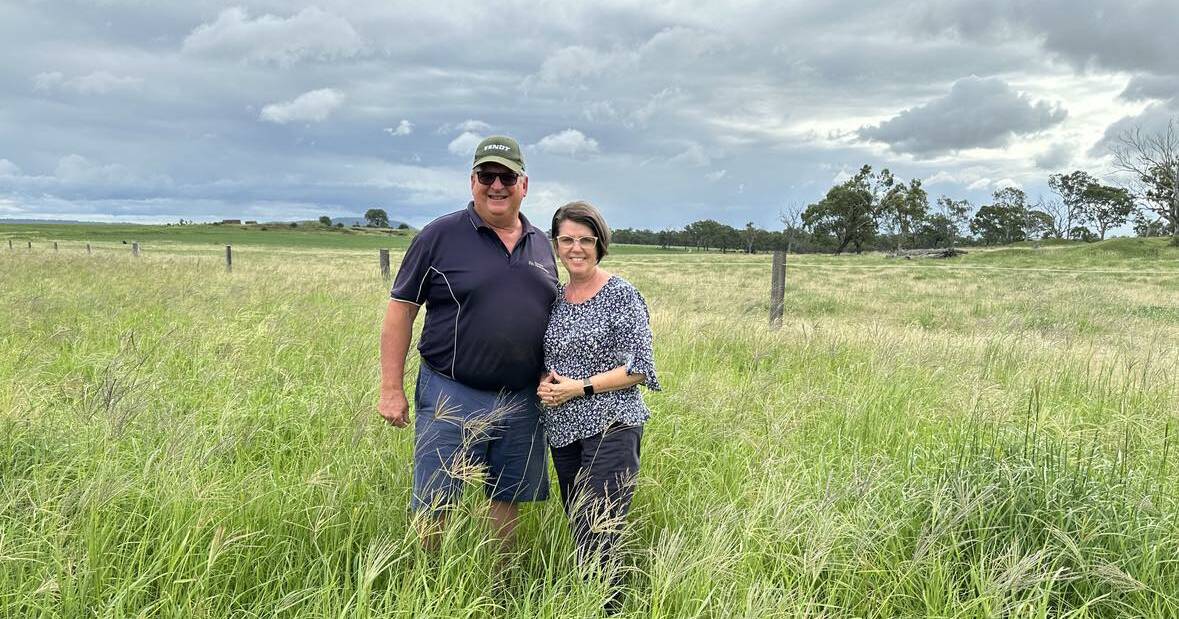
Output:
[529, 260, 550, 275]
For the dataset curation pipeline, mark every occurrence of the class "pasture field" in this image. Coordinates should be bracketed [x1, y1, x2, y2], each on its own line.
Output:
[2, 232, 1179, 617]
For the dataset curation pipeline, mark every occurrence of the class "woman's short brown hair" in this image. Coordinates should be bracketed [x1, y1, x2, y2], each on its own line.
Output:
[551, 200, 611, 262]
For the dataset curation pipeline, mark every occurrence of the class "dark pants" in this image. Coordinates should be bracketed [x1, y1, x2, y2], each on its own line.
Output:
[551, 423, 643, 577]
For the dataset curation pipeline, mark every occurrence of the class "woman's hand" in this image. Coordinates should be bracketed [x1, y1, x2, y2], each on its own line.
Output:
[537, 371, 584, 408]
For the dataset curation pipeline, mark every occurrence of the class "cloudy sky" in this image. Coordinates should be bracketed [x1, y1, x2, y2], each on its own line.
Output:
[1, 1, 1177, 230]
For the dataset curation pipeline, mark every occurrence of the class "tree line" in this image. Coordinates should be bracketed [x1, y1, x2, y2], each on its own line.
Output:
[615, 121, 1179, 254]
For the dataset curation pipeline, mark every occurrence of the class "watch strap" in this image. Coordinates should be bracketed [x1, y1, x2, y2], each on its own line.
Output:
[582, 377, 594, 396]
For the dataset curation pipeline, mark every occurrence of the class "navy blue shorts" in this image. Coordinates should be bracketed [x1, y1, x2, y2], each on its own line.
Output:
[411, 363, 549, 511]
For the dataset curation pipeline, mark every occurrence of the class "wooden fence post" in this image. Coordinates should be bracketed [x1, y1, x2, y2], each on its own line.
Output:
[7, 239, 11, 249]
[132, 242, 140, 257]
[27, 241, 31, 249]
[86, 243, 92, 254]
[769, 250, 786, 329]
[225, 245, 233, 272]
[379, 249, 390, 278]
[54, 242, 58, 251]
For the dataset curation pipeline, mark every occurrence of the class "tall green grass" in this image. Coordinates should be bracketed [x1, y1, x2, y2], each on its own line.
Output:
[2, 238, 1178, 617]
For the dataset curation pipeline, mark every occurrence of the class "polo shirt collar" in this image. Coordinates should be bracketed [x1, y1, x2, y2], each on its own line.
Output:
[465, 201, 537, 236]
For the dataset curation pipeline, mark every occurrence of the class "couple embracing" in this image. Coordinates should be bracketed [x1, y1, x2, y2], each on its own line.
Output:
[377, 136, 659, 599]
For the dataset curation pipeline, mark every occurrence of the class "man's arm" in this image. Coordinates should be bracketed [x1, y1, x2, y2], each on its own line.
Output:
[378, 299, 420, 427]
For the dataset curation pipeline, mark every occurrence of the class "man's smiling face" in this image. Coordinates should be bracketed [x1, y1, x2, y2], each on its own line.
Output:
[471, 162, 528, 222]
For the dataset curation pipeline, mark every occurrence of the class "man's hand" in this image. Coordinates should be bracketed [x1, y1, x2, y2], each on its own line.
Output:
[379, 300, 418, 428]
[378, 389, 410, 427]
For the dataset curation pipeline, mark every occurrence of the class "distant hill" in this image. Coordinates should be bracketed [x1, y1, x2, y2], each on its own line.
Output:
[0, 218, 124, 225]
[0, 216, 412, 228]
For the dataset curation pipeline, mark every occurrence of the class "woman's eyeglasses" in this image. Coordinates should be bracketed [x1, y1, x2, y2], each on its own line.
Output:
[554, 235, 598, 249]
[475, 171, 520, 186]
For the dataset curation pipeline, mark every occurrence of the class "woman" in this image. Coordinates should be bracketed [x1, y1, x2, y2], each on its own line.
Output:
[537, 201, 660, 605]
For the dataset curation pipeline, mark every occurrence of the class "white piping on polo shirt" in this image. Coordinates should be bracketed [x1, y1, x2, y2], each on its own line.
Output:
[392, 266, 461, 380]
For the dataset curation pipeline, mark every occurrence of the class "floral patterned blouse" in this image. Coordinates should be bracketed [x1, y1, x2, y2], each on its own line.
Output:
[542, 275, 661, 448]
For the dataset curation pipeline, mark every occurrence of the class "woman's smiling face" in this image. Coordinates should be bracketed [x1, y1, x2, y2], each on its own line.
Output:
[554, 219, 599, 277]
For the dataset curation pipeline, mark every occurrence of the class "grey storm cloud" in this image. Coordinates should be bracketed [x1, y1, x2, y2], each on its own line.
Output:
[913, 0, 1179, 78]
[1120, 75, 1179, 103]
[858, 76, 1067, 156]
[0, 1, 1174, 229]
[1034, 143, 1074, 171]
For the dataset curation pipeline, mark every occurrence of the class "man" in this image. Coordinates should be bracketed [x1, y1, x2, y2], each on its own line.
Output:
[378, 135, 558, 543]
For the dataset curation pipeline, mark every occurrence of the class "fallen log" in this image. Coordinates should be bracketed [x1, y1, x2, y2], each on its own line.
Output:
[886, 247, 967, 259]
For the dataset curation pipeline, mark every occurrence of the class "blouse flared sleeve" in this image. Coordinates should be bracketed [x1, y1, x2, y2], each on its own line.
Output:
[616, 285, 661, 391]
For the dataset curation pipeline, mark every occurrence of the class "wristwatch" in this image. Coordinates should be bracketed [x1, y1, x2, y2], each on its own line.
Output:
[582, 377, 594, 396]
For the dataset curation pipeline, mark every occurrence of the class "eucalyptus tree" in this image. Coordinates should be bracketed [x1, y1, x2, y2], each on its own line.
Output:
[1112, 120, 1179, 245]
[802, 165, 894, 254]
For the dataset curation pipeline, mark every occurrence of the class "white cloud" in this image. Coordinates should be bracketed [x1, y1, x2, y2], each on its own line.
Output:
[925, 171, 960, 185]
[260, 88, 345, 124]
[52, 154, 168, 187]
[535, 129, 600, 157]
[71, 71, 143, 94]
[32, 70, 141, 94]
[456, 119, 491, 133]
[447, 131, 484, 156]
[706, 169, 728, 182]
[32, 72, 64, 92]
[384, 120, 413, 136]
[0, 159, 21, 176]
[995, 178, 1022, 190]
[438, 119, 492, 134]
[965, 177, 1023, 192]
[521, 182, 579, 223]
[966, 178, 993, 191]
[530, 46, 629, 89]
[182, 6, 363, 65]
[668, 143, 711, 167]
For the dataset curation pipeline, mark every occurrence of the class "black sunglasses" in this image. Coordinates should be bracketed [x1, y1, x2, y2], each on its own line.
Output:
[475, 171, 520, 187]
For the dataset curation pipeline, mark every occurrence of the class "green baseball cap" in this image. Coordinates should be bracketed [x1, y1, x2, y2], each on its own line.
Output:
[472, 135, 526, 175]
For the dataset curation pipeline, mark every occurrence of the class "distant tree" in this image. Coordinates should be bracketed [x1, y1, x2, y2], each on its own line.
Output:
[1070, 226, 1099, 242]
[319, 216, 332, 226]
[880, 178, 929, 250]
[1024, 209, 1055, 240]
[970, 187, 1029, 245]
[682, 220, 706, 250]
[802, 165, 894, 254]
[779, 202, 805, 252]
[1112, 120, 1179, 245]
[658, 228, 673, 249]
[916, 214, 958, 248]
[718, 224, 741, 253]
[289, 222, 298, 228]
[934, 196, 972, 247]
[1048, 170, 1099, 239]
[365, 208, 390, 228]
[1082, 183, 1136, 240]
[743, 222, 757, 254]
[397, 222, 410, 230]
[1036, 195, 1069, 239]
[335, 222, 344, 228]
[681, 220, 739, 252]
[804, 182, 874, 254]
[1133, 212, 1173, 237]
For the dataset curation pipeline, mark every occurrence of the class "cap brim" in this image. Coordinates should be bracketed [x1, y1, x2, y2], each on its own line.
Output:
[472, 155, 524, 175]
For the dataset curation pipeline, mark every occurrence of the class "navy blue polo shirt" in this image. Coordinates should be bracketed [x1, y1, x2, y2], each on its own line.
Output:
[390, 202, 558, 391]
